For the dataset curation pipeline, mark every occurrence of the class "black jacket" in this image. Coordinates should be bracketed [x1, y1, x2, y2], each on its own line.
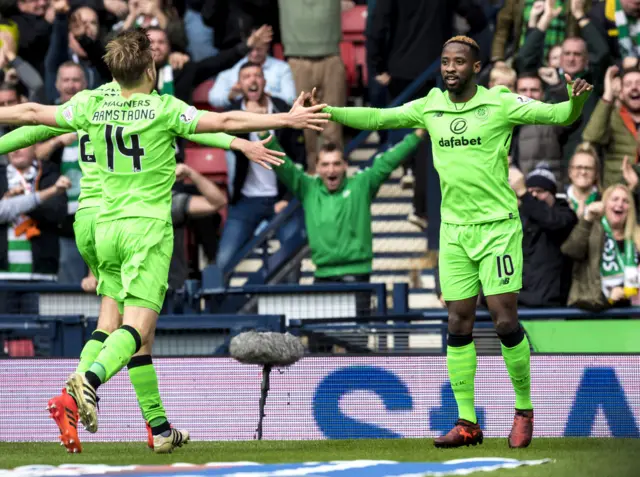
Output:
[368, 0, 486, 80]
[519, 194, 577, 307]
[226, 96, 305, 204]
[0, 161, 67, 276]
[10, 12, 52, 77]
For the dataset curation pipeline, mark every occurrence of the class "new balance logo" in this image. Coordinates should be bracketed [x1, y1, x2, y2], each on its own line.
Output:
[500, 278, 510, 285]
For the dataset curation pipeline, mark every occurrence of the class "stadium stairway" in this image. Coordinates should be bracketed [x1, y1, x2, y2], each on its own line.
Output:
[227, 134, 441, 311]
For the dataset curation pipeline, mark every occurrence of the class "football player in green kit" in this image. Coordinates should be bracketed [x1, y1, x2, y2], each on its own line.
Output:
[312, 35, 592, 448]
[0, 80, 276, 454]
[0, 29, 329, 453]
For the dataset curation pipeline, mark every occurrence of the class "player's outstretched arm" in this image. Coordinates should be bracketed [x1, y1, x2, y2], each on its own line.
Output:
[306, 87, 426, 131]
[0, 125, 70, 155]
[505, 74, 593, 126]
[195, 93, 330, 134]
[0, 103, 61, 127]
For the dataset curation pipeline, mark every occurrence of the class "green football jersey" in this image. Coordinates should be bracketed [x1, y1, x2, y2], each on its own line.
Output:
[325, 84, 589, 225]
[55, 90, 205, 224]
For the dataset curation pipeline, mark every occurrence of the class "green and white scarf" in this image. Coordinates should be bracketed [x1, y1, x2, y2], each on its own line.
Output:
[158, 64, 174, 96]
[600, 216, 639, 299]
[615, 0, 640, 58]
[567, 185, 598, 214]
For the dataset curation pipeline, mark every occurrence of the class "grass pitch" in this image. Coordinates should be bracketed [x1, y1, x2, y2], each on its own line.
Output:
[1, 438, 638, 477]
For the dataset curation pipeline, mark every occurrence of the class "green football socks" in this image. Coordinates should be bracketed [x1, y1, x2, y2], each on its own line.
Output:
[127, 355, 168, 428]
[75, 330, 109, 374]
[447, 340, 478, 423]
[86, 325, 141, 386]
[501, 333, 533, 411]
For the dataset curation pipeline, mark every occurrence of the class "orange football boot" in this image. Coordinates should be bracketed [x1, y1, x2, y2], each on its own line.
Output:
[47, 389, 82, 453]
[434, 419, 483, 448]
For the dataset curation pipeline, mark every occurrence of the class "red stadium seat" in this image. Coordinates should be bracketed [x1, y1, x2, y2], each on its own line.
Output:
[5, 339, 35, 357]
[272, 43, 284, 60]
[192, 79, 215, 111]
[184, 147, 227, 178]
[342, 5, 367, 42]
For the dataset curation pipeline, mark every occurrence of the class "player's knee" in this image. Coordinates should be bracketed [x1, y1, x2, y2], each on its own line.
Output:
[494, 317, 521, 339]
[447, 312, 474, 335]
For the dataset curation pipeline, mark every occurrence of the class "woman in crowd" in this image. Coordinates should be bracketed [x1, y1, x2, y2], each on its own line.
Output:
[562, 183, 640, 310]
[566, 142, 601, 218]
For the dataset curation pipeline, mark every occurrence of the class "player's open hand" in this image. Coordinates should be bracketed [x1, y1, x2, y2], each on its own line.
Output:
[289, 92, 330, 132]
[564, 74, 593, 96]
[235, 136, 285, 170]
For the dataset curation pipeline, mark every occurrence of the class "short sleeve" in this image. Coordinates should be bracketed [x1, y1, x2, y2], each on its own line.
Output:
[163, 95, 206, 137]
[55, 95, 88, 131]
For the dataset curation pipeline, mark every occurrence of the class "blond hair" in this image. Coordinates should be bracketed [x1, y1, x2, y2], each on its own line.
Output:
[103, 29, 153, 88]
[602, 183, 640, 250]
[489, 66, 516, 85]
[570, 142, 602, 192]
[444, 35, 480, 51]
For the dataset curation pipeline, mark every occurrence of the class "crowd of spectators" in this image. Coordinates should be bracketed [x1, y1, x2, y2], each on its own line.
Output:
[3, 0, 640, 314]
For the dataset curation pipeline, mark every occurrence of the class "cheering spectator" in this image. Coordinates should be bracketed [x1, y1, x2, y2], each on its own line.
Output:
[589, 0, 640, 60]
[37, 62, 87, 285]
[0, 175, 70, 222]
[201, 0, 280, 51]
[0, 146, 68, 314]
[516, 0, 609, 162]
[491, 0, 583, 66]
[566, 142, 602, 218]
[583, 66, 640, 188]
[208, 27, 296, 109]
[278, 0, 346, 171]
[562, 183, 640, 310]
[149, 25, 271, 102]
[45, 1, 110, 103]
[268, 128, 425, 310]
[167, 163, 227, 309]
[510, 163, 577, 307]
[10, 0, 52, 76]
[510, 72, 564, 184]
[0, 31, 45, 102]
[215, 62, 305, 273]
[113, 0, 187, 50]
[489, 65, 517, 91]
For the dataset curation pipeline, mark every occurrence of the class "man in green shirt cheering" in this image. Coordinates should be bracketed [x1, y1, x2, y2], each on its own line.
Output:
[314, 35, 592, 449]
[266, 130, 425, 314]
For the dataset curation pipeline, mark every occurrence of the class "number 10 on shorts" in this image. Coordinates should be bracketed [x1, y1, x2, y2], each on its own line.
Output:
[496, 254, 514, 285]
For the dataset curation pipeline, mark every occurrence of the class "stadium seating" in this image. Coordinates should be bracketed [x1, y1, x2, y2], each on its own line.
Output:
[192, 79, 215, 111]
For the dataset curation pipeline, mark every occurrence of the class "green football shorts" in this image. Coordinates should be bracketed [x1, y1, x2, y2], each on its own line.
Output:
[95, 217, 173, 314]
[73, 207, 99, 280]
[439, 217, 523, 301]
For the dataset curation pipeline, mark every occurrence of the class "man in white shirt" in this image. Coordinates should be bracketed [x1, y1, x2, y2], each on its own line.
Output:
[216, 62, 305, 273]
[208, 30, 297, 109]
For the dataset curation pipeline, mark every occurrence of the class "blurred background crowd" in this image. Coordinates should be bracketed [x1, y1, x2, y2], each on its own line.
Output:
[2, 0, 640, 314]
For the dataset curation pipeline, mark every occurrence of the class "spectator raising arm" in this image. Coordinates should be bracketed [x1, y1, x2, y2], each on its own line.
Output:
[0, 176, 70, 223]
[175, 164, 227, 216]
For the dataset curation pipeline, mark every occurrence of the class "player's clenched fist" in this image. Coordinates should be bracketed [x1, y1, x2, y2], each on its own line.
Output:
[287, 92, 330, 132]
[584, 201, 604, 222]
[55, 175, 72, 192]
[564, 73, 593, 97]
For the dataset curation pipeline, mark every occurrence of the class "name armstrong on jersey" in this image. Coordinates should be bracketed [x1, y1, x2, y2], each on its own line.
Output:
[91, 99, 156, 122]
